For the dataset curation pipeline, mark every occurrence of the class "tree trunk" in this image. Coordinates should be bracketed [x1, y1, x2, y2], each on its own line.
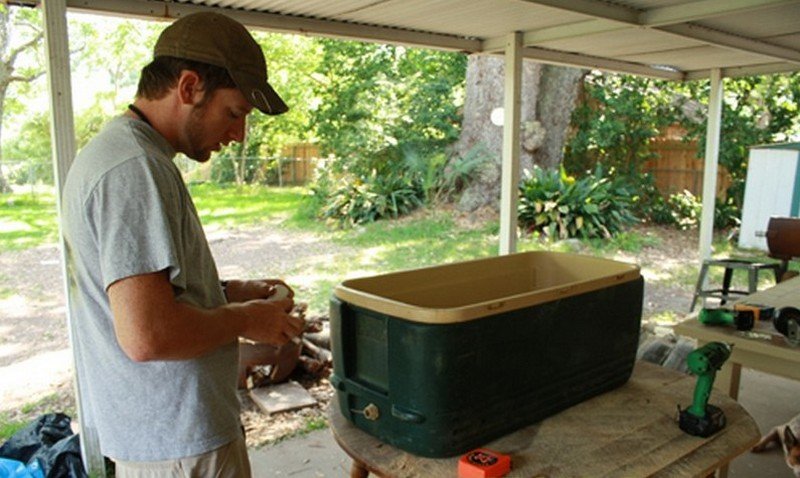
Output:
[531, 65, 586, 170]
[450, 55, 585, 211]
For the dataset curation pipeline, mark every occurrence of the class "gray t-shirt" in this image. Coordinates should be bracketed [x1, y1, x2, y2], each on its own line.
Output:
[61, 116, 240, 461]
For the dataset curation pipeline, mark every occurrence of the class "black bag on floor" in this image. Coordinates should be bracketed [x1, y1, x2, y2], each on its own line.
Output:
[0, 413, 87, 478]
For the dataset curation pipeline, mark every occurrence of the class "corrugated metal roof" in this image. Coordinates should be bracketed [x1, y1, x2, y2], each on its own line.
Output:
[38, 0, 800, 80]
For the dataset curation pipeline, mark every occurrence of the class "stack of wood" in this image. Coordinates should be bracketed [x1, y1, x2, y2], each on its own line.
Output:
[237, 304, 332, 390]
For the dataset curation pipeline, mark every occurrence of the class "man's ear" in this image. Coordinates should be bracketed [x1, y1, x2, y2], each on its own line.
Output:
[177, 70, 205, 106]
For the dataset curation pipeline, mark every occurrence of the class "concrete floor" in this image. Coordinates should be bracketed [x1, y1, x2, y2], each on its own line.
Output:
[728, 368, 799, 477]
[250, 367, 800, 477]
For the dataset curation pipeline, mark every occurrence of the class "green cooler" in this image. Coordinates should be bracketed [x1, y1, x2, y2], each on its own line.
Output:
[330, 251, 643, 457]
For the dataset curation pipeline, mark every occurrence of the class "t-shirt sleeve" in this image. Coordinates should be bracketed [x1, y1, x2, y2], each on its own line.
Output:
[87, 157, 187, 292]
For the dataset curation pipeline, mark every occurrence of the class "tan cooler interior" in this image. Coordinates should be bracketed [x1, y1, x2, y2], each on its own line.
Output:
[334, 251, 640, 324]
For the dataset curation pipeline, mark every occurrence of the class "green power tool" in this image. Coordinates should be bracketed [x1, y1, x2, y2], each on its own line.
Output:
[678, 342, 732, 437]
[698, 308, 754, 331]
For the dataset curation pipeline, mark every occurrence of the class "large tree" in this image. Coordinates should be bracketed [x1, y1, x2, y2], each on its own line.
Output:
[450, 55, 585, 211]
[0, 4, 43, 193]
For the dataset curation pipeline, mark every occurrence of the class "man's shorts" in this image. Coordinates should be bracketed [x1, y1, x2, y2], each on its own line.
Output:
[114, 435, 251, 478]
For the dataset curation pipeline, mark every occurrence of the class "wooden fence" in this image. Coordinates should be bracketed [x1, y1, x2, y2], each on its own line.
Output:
[277, 143, 321, 186]
[643, 126, 730, 199]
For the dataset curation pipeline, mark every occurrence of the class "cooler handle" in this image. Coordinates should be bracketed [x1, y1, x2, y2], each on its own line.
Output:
[391, 405, 426, 424]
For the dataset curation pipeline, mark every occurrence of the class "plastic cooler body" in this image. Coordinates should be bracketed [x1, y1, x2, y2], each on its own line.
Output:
[330, 251, 644, 457]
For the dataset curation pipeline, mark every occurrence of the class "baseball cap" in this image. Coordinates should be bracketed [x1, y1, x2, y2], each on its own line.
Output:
[154, 12, 288, 115]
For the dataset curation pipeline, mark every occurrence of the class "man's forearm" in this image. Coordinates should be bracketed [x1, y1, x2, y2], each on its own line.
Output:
[108, 270, 300, 362]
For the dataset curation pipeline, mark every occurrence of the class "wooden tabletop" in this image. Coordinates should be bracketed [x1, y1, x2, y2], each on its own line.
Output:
[328, 361, 759, 478]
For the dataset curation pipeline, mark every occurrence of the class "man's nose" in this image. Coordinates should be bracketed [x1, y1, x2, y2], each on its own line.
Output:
[227, 117, 246, 143]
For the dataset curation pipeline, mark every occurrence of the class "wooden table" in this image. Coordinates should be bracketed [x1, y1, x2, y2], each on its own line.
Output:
[329, 361, 759, 478]
[674, 276, 800, 401]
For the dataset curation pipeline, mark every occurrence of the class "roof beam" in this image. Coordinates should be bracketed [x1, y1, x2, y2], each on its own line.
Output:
[519, 0, 800, 65]
[520, 46, 684, 80]
[518, 0, 640, 23]
[506, 0, 795, 46]
[482, 21, 628, 50]
[660, 23, 800, 64]
[63, 0, 482, 52]
[685, 61, 800, 80]
[640, 0, 797, 27]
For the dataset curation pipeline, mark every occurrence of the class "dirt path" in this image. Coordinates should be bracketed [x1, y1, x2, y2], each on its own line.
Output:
[0, 223, 698, 420]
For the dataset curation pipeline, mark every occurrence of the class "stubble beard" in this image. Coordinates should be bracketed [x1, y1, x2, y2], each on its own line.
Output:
[184, 103, 212, 163]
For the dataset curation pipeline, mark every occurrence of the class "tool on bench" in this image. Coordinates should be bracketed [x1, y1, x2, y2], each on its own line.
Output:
[733, 303, 774, 322]
[699, 307, 754, 331]
[678, 342, 732, 438]
[458, 449, 511, 478]
[774, 307, 800, 347]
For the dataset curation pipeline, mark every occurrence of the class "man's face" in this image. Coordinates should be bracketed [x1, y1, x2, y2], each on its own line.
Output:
[182, 87, 253, 162]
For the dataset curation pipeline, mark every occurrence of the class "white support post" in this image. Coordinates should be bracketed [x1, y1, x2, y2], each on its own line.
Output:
[42, 0, 105, 475]
[499, 32, 522, 255]
[698, 68, 723, 262]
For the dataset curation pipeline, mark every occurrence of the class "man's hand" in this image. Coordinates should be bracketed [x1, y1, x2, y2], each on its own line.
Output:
[235, 298, 305, 346]
[224, 279, 294, 306]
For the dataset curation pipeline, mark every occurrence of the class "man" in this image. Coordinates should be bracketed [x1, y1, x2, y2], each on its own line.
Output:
[61, 12, 304, 477]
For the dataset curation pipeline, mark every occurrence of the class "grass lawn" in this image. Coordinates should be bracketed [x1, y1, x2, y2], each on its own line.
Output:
[0, 190, 59, 251]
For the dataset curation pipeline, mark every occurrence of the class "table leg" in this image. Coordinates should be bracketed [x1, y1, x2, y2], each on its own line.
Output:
[715, 361, 742, 400]
[350, 460, 369, 478]
[712, 362, 740, 478]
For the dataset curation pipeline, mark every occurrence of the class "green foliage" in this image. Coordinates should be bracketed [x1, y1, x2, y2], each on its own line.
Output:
[684, 73, 800, 212]
[714, 196, 741, 230]
[664, 190, 702, 230]
[518, 165, 638, 240]
[305, 39, 466, 223]
[311, 143, 482, 226]
[565, 72, 800, 232]
[565, 73, 677, 176]
[319, 171, 422, 226]
[1, 6, 46, 122]
[311, 39, 465, 163]
[216, 33, 323, 167]
[3, 106, 115, 186]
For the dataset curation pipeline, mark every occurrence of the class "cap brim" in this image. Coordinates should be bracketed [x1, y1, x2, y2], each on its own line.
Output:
[232, 70, 289, 116]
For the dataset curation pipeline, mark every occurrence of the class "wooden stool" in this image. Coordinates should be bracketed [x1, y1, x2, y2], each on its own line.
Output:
[690, 259, 781, 312]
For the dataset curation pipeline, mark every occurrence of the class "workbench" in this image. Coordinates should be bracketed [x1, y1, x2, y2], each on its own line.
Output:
[674, 275, 800, 400]
[329, 361, 759, 477]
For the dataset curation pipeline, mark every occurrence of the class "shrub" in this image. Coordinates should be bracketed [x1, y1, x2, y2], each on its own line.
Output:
[318, 172, 422, 226]
[714, 196, 741, 230]
[518, 166, 638, 240]
[632, 174, 674, 225]
[664, 190, 702, 230]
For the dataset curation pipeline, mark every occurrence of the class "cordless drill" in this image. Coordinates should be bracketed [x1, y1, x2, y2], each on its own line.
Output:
[698, 307, 754, 331]
[678, 342, 732, 437]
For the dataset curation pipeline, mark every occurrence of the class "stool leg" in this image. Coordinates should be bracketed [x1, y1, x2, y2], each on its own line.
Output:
[691, 264, 710, 312]
[779, 260, 789, 283]
[748, 267, 758, 294]
[721, 267, 734, 306]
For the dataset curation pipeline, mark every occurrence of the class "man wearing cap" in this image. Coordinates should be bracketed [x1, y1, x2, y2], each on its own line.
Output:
[61, 12, 301, 477]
